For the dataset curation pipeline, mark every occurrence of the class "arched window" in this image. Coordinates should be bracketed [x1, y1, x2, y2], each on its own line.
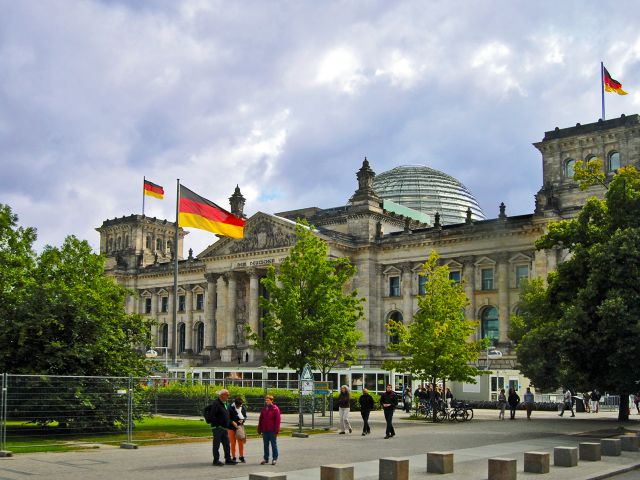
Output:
[156, 238, 162, 251]
[481, 307, 499, 344]
[564, 158, 575, 179]
[161, 324, 169, 348]
[387, 311, 403, 345]
[608, 151, 620, 172]
[195, 323, 205, 353]
[146, 235, 152, 249]
[178, 323, 186, 353]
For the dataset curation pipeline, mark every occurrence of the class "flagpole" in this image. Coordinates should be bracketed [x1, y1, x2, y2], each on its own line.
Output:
[172, 179, 180, 366]
[142, 176, 146, 216]
[601, 61, 605, 120]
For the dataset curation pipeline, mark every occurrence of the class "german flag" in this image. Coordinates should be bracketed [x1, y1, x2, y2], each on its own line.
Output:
[143, 179, 164, 199]
[179, 185, 245, 238]
[604, 66, 628, 95]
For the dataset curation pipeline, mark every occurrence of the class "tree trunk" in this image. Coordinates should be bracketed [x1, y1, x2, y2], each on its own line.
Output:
[618, 393, 630, 421]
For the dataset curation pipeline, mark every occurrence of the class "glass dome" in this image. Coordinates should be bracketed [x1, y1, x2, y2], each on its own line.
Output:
[373, 165, 486, 225]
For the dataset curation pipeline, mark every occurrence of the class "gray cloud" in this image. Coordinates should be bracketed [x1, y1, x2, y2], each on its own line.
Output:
[1, 0, 639, 254]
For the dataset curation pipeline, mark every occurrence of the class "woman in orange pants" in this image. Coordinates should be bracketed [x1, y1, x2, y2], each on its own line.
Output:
[228, 396, 248, 463]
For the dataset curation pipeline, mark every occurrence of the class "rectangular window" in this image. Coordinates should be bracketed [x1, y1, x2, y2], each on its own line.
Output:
[449, 271, 461, 284]
[144, 298, 152, 314]
[389, 276, 400, 297]
[515, 265, 529, 288]
[178, 295, 185, 312]
[196, 293, 204, 310]
[418, 275, 427, 295]
[481, 268, 494, 290]
[161, 297, 168, 313]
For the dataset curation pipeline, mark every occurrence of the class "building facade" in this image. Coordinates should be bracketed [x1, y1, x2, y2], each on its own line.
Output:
[97, 114, 640, 397]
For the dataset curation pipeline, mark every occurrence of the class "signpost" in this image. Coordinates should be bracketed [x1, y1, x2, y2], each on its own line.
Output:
[294, 364, 313, 438]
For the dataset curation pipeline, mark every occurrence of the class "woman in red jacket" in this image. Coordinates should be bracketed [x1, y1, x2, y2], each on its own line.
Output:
[257, 395, 281, 465]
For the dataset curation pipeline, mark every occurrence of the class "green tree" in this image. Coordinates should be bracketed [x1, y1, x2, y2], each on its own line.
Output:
[513, 160, 640, 420]
[0, 204, 37, 349]
[382, 251, 487, 420]
[249, 221, 364, 378]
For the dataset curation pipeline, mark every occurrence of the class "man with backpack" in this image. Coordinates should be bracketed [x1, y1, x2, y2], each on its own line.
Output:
[205, 389, 237, 466]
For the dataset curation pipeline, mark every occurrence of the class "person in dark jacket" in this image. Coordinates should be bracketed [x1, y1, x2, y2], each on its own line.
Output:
[209, 389, 236, 466]
[358, 388, 374, 435]
[507, 387, 520, 420]
[380, 384, 398, 439]
[228, 396, 247, 463]
[337, 385, 352, 434]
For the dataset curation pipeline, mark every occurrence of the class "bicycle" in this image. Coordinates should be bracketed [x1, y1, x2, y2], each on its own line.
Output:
[449, 400, 474, 422]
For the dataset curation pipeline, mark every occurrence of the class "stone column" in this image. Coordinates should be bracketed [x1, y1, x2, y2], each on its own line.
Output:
[227, 272, 237, 346]
[248, 269, 260, 342]
[205, 273, 218, 349]
[497, 254, 509, 343]
[375, 264, 385, 347]
[400, 263, 413, 324]
[216, 275, 227, 348]
[184, 286, 193, 351]
[461, 257, 476, 339]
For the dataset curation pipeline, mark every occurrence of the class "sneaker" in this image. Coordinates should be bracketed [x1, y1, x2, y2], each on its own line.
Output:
[231, 457, 236, 462]
[261, 460, 269, 465]
[225, 460, 237, 465]
[338, 431, 345, 434]
[348, 427, 352, 433]
[361, 433, 366, 436]
[384, 435, 390, 439]
[213, 461, 224, 466]
[272, 460, 277, 465]
[239, 457, 246, 463]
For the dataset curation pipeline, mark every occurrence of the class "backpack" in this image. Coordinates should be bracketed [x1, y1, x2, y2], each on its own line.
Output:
[203, 403, 214, 424]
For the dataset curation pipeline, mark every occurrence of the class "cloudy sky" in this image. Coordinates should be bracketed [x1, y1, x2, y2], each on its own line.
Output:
[2, 1, 639, 255]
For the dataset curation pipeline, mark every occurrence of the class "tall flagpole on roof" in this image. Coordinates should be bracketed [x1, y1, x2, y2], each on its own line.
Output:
[601, 61, 606, 120]
[142, 176, 146, 216]
[172, 179, 180, 366]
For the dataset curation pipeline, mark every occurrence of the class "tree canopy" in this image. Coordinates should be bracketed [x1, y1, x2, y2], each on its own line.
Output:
[0, 204, 153, 377]
[249, 221, 364, 377]
[383, 250, 487, 415]
[511, 160, 640, 420]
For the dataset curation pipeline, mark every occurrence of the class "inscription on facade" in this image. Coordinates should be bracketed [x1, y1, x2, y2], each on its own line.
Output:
[234, 258, 284, 269]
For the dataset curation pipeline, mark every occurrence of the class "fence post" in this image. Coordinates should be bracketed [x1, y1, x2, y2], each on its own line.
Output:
[120, 376, 137, 449]
[0, 373, 12, 457]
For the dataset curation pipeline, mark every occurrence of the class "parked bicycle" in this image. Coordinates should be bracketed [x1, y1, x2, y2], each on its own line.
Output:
[448, 400, 474, 422]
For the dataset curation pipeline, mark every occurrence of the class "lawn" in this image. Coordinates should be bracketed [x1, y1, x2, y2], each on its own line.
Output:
[3, 416, 280, 454]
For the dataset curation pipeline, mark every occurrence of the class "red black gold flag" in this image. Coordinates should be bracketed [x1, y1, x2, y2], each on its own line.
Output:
[143, 180, 164, 199]
[178, 185, 245, 238]
[603, 66, 628, 95]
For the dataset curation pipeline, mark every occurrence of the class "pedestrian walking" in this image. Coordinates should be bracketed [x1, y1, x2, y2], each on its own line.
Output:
[497, 388, 507, 420]
[445, 388, 453, 408]
[590, 389, 600, 413]
[583, 392, 591, 413]
[559, 387, 575, 417]
[634, 392, 640, 414]
[228, 396, 247, 463]
[380, 384, 398, 439]
[403, 387, 412, 413]
[337, 385, 353, 434]
[359, 388, 374, 435]
[257, 395, 281, 465]
[207, 389, 237, 466]
[523, 387, 534, 420]
[508, 387, 520, 420]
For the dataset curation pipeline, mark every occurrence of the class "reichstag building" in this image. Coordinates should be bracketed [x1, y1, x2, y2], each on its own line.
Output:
[97, 114, 640, 399]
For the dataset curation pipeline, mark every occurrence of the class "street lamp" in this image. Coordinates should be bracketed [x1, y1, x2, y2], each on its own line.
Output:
[145, 346, 169, 370]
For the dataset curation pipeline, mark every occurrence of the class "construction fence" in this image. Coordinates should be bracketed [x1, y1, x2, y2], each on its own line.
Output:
[0, 373, 334, 453]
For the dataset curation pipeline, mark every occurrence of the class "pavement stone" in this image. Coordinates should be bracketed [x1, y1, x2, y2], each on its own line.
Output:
[0, 408, 639, 479]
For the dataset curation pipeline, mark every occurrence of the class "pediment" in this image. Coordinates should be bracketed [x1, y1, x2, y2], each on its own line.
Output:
[382, 265, 401, 275]
[198, 212, 298, 258]
[509, 253, 532, 263]
[443, 259, 463, 269]
[157, 288, 169, 296]
[474, 256, 495, 267]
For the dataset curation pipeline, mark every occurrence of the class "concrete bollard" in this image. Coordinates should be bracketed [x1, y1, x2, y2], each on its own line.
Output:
[379, 457, 409, 480]
[249, 473, 287, 480]
[488, 458, 517, 480]
[554, 446, 578, 467]
[579, 442, 601, 461]
[427, 451, 454, 474]
[524, 451, 550, 474]
[601, 438, 622, 456]
[320, 464, 354, 480]
[620, 434, 640, 452]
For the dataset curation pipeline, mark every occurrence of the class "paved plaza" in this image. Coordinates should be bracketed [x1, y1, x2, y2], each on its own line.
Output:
[1, 409, 639, 479]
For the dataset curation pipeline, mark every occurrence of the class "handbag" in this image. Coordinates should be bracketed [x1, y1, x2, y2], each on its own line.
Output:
[235, 424, 246, 441]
